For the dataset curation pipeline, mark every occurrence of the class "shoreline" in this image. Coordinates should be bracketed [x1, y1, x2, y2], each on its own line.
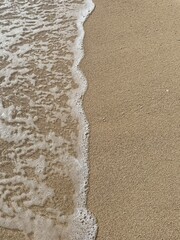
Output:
[82, 0, 180, 239]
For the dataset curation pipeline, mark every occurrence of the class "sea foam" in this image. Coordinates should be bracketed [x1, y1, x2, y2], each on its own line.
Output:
[0, 0, 97, 239]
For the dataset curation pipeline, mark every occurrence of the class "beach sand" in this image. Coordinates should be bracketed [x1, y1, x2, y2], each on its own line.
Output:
[82, 0, 180, 239]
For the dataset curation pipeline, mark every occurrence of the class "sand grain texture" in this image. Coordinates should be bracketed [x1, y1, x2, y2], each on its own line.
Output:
[82, 0, 180, 239]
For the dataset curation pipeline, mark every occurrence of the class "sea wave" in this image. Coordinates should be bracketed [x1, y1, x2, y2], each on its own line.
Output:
[0, 0, 97, 239]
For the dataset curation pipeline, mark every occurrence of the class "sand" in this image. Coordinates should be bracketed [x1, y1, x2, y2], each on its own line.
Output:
[82, 0, 180, 239]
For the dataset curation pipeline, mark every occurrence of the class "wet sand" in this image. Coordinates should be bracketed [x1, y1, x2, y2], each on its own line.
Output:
[82, 0, 180, 239]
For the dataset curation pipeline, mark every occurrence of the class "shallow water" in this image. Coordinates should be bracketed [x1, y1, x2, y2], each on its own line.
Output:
[0, 0, 96, 239]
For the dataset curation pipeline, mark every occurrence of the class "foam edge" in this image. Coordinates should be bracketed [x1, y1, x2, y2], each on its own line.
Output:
[67, 0, 98, 239]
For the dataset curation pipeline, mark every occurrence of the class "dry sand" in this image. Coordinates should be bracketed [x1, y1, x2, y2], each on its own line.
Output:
[82, 0, 180, 239]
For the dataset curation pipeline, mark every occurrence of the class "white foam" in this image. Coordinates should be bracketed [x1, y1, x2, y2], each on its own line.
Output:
[0, 0, 97, 239]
